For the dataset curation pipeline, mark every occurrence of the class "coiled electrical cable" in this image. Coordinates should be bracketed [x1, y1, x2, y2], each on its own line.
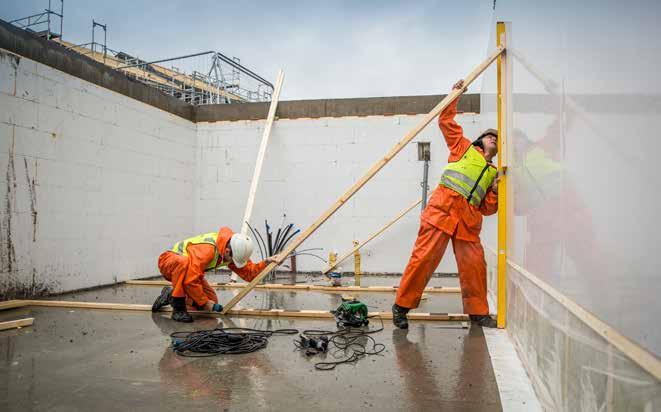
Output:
[170, 327, 298, 357]
[294, 316, 386, 370]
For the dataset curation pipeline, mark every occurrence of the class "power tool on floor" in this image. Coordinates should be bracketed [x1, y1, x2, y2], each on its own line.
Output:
[332, 298, 369, 327]
[298, 334, 329, 356]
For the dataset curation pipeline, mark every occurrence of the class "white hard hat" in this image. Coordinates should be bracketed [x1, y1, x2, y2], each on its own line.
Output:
[229, 233, 253, 268]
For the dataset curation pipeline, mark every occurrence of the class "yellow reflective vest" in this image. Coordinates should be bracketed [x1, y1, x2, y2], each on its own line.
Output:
[170, 232, 227, 271]
[439, 145, 497, 207]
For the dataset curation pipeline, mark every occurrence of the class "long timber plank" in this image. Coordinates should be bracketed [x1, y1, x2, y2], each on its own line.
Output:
[0, 300, 467, 321]
[124, 279, 461, 294]
[0, 317, 34, 331]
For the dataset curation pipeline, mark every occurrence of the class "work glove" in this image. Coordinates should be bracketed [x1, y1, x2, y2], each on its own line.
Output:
[211, 303, 223, 312]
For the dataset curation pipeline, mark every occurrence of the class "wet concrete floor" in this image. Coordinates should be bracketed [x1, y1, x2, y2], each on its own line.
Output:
[0, 276, 502, 411]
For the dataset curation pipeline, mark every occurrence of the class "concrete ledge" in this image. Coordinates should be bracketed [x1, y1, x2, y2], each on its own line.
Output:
[195, 94, 480, 122]
[1, 18, 480, 123]
[0, 18, 194, 121]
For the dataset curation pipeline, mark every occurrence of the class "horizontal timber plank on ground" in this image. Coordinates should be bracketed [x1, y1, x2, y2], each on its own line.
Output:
[0, 300, 468, 321]
[123, 280, 460, 293]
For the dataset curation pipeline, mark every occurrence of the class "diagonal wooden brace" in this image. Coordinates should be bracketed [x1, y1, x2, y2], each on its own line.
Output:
[221, 47, 505, 314]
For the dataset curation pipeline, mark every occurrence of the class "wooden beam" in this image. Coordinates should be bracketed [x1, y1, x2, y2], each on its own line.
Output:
[1, 300, 467, 321]
[0, 300, 30, 310]
[322, 199, 421, 275]
[505, 259, 661, 381]
[231, 69, 284, 282]
[221, 47, 505, 314]
[240, 69, 285, 237]
[0, 317, 33, 331]
[124, 279, 461, 294]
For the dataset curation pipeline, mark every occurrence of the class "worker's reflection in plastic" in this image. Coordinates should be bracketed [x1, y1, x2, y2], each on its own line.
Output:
[511, 116, 604, 286]
[150, 313, 274, 408]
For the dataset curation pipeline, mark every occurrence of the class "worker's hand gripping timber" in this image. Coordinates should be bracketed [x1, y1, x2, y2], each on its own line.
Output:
[331, 299, 369, 327]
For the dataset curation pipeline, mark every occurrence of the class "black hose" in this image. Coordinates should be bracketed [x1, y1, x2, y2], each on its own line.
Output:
[247, 223, 265, 260]
[289, 252, 327, 263]
[266, 220, 273, 256]
[273, 227, 282, 254]
[279, 229, 301, 252]
[251, 223, 268, 260]
[171, 327, 298, 357]
[274, 223, 292, 253]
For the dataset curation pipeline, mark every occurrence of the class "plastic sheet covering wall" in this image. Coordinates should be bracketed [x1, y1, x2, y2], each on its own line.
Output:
[480, 0, 661, 408]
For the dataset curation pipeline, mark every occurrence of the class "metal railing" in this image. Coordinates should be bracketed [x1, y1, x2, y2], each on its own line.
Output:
[9, 0, 63, 41]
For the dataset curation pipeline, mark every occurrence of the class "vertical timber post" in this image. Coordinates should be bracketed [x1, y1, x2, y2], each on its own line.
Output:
[353, 240, 361, 286]
[496, 21, 510, 329]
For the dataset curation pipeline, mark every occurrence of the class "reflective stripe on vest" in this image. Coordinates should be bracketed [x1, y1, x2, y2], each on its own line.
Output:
[439, 145, 497, 207]
[170, 232, 227, 271]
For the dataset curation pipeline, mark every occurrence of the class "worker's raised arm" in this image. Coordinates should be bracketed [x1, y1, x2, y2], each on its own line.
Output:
[439, 80, 472, 161]
[229, 259, 267, 282]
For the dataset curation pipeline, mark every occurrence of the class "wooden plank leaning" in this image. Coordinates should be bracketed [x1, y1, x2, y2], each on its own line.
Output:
[322, 198, 422, 275]
[221, 47, 505, 314]
[231, 69, 285, 282]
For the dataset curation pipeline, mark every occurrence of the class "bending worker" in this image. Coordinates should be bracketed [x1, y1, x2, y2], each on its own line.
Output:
[392, 79, 500, 329]
[152, 227, 278, 322]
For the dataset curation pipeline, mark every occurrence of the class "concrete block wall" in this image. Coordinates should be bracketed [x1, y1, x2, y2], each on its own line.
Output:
[0, 49, 197, 298]
[196, 111, 489, 274]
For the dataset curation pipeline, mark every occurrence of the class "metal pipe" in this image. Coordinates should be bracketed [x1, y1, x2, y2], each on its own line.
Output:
[115, 51, 215, 70]
[47, 0, 51, 40]
[9, 12, 46, 23]
[214, 52, 274, 89]
[422, 158, 429, 211]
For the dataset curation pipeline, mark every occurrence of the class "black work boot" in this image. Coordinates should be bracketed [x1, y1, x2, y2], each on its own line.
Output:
[151, 287, 173, 312]
[392, 304, 410, 329]
[171, 297, 193, 323]
[469, 314, 497, 328]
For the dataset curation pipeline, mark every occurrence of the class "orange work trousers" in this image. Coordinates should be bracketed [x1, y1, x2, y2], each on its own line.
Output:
[157, 251, 218, 310]
[395, 220, 489, 315]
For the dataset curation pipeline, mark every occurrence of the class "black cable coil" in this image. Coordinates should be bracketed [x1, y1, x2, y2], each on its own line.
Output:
[294, 316, 386, 370]
[170, 327, 299, 357]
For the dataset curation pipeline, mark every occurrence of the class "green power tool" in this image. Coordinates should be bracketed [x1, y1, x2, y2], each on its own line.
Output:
[332, 299, 369, 327]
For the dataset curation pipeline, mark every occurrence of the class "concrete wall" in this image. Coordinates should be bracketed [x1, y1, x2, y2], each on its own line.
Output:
[196, 111, 488, 274]
[0, 49, 197, 298]
[480, 0, 661, 409]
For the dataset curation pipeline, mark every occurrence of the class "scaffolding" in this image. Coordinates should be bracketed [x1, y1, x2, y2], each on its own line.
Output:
[7, 1, 273, 105]
[8, 0, 63, 41]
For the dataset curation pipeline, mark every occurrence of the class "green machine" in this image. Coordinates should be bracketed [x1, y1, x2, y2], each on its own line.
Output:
[332, 299, 369, 327]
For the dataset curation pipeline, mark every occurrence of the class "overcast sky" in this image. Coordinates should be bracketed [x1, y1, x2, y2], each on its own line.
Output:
[1, 1, 495, 100]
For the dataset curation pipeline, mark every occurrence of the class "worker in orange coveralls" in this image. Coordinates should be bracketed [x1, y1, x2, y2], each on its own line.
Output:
[151, 227, 279, 322]
[392, 79, 500, 329]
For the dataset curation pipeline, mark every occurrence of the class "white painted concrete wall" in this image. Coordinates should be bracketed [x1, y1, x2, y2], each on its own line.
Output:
[0, 46, 495, 296]
[196, 111, 490, 274]
[0, 49, 197, 296]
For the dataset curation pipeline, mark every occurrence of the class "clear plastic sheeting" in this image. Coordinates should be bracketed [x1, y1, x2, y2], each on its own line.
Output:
[480, 0, 661, 356]
[486, 251, 661, 410]
[480, 0, 661, 408]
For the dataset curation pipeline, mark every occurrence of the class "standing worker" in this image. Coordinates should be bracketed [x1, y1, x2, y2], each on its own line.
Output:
[152, 227, 279, 322]
[392, 80, 500, 329]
